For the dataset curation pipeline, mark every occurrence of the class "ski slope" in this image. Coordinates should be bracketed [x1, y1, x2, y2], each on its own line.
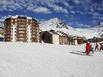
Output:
[0, 42, 103, 77]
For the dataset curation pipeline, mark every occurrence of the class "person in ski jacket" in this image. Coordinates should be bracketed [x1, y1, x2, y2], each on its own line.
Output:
[99, 43, 103, 51]
[85, 41, 91, 55]
[95, 42, 99, 51]
[90, 44, 94, 53]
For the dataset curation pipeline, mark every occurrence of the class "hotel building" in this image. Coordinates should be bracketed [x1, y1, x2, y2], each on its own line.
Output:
[4, 15, 39, 43]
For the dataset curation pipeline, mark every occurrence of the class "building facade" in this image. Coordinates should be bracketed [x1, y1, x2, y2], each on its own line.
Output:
[59, 32, 70, 45]
[40, 31, 59, 44]
[4, 16, 39, 43]
[40, 30, 70, 45]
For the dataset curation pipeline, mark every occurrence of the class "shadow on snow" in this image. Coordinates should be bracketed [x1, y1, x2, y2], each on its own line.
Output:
[69, 51, 93, 56]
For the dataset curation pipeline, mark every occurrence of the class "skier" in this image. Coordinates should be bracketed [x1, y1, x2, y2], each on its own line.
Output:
[99, 43, 103, 51]
[95, 42, 99, 51]
[85, 41, 91, 55]
[90, 44, 94, 53]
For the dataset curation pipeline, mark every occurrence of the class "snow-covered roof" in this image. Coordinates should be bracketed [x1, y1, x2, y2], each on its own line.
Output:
[11, 15, 32, 19]
[44, 30, 68, 36]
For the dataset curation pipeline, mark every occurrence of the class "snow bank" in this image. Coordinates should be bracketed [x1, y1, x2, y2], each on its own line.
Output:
[0, 42, 103, 77]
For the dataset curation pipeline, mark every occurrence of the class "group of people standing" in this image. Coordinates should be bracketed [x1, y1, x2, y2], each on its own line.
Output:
[85, 41, 103, 55]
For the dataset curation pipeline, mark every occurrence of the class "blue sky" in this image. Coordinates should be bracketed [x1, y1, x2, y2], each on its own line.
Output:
[0, 0, 103, 27]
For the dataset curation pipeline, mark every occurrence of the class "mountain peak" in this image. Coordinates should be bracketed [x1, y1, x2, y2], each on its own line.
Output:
[40, 18, 70, 31]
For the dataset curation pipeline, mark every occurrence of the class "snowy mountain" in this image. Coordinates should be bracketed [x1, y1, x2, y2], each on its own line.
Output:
[0, 42, 103, 77]
[40, 18, 73, 31]
[40, 18, 102, 39]
[94, 22, 103, 37]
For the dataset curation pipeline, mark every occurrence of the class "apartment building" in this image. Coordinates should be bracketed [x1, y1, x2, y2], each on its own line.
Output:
[4, 15, 39, 43]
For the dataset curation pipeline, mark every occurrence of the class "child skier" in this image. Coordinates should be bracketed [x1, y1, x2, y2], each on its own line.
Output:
[85, 41, 91, 55]
[99, 43, 103, 51]
[95, 42, 99, 51]
[90, 44, 94, 53]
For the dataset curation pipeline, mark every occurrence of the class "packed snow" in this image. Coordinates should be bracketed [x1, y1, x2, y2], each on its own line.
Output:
[0, 42, 103, 77]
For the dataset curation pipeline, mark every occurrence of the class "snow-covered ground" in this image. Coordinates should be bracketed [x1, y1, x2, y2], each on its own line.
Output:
[0, 42, 103, 77]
